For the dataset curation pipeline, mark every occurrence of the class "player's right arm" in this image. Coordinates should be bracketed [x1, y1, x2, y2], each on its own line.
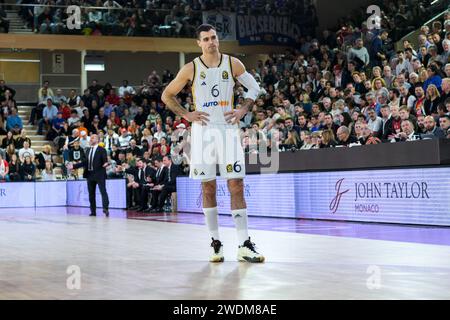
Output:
[161, 62, 209, 125]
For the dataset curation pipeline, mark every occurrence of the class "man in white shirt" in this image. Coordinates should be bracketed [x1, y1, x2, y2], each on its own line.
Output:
[395, 50, 414, 76]
[153, 124, 167, 142]
[367, 108, 383, 136]
[68, 110, 81, 127]
[118, 128, 131, 149]
[19, 141, 35, 163]
[118, 80, 136, 97]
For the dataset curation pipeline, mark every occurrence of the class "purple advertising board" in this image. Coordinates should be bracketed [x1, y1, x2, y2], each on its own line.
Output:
[177, 167, 450, 226]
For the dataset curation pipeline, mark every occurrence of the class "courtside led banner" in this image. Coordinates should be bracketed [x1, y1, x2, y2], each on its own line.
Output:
[177, 167, 450, 226]
[0, 179, 126, 209]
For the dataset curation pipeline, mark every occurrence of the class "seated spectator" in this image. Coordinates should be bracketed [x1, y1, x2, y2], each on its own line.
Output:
[67, 89, 81, 107]
[396, 120, 418, 142]
[281, 130, 301, 150]
[68, 110, 81, 127]
[0, 153, 9, 182]
[425, 84, 441, 116]
[41, 160, 56, 181]
[59, 101, 71, 120]
[5, 143, 16, 162]
[440, 78, 450, 104]
[158, 137, 171, 156]
[15, 129, 31, 150]
[153, 155, 179, 212]
[127, 139, 142, 157]
[47, 112, 65, 141]
[7, 153, 20, 181]
[439, 114, 450, 136]
[79, 131, 91, 151]
[53, 89, 67, 107]
[18, 141, 35, 163]
[423, 64, 442, 92]
[399, 106, 418, 132]
[36, 144, 53, 171]
[118, 128, 131, 149]
[299, 131, 313, 150]
[319, 129, 337, 148]
[0, 80, 16, 98]
[336, 126, 358, 146]
[66, 138, 85, 178]
[20, 155, 36, 181]
[38, 99, 58, 135]
[424, 115, 446, 138]
[38, 81, 54, 101]
[118, 80, 136, 97]
[357, 123, 382, 145]
[6, 107, 23, 135]
[104, 128, 119, 153]
[1, 131, 15, 149]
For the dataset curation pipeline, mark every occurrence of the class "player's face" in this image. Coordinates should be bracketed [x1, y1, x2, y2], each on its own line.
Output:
[197, 30, 219, 54]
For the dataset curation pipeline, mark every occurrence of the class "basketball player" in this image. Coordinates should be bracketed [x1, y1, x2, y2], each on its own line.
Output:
[161, 24, 264, 263]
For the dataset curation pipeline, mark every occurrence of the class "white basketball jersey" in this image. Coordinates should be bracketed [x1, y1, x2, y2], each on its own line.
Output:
[192, 54, 235, 125]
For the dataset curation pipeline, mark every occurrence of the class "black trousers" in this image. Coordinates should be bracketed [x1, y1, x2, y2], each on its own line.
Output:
[87, 178, 109, 213]
[150, 189, 161, 209]
[126, 185, 144, 208]
[157, 186, 176, 209]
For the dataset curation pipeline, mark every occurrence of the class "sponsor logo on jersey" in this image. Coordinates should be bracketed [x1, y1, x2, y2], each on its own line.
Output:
[222, 71, 229, 80]
[200, 71, 206, 80]
[201, 81, 207, 86]
[202, 100, 230, 108]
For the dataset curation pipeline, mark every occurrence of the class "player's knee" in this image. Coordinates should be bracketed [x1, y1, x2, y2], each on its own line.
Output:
[202, 180, 216, 199]
[227, 179, 244, 196]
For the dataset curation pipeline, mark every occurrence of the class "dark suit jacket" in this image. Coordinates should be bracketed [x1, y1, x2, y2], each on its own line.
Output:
[73, 145, 108, 181]
[163, 164, 179, 189]
[154, 166, 167, 185]
[131, 166, 155, 186]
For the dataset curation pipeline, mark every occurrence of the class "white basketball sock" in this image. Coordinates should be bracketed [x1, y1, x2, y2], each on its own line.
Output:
[203, 207, 220, 240]
[231, 208, 249, 245]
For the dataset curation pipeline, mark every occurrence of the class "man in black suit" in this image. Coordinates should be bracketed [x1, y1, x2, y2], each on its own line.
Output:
[155, 155, 179, 212]
[67, 134, 110, 217]
[147, 157, 167, 212]
[128, 158, 156, 212]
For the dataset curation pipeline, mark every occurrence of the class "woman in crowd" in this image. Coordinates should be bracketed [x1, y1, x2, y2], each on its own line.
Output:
[5, 143, 16, 162]
[320, 129, 338, 148]
[424, 84, 441, 116]
[8, 153, 20, 181]
[1, 131, 15, 149]
[36, 144, 53, 171]
[41, 160, 56, 181]
[20, 155, 36, 181]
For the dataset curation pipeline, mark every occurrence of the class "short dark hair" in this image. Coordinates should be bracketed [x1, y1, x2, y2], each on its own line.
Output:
[196, 24, 216, 39]
[390, 88, 400, 97]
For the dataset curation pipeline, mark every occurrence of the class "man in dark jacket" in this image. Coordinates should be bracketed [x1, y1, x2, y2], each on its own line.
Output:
[68, 134, 110, 216]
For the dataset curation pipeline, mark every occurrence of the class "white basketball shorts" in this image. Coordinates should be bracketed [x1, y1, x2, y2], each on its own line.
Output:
[189, 122, 246, 180]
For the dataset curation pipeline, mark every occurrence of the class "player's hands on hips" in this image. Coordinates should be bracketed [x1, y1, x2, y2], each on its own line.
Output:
[184, 111, 209, 125]
[224, 108, 246, 125]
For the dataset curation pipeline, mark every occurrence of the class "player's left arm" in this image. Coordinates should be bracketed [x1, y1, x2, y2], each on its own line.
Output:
[224, 57, 261, 125]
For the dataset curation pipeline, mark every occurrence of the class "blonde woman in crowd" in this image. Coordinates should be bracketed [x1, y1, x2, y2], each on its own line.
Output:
[425, 84, 441, 116]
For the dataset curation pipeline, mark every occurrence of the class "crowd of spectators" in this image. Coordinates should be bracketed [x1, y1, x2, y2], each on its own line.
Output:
[1, 4, 449, 212]
[16, 0, 204, 36]
[11, 0, 318, 37]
